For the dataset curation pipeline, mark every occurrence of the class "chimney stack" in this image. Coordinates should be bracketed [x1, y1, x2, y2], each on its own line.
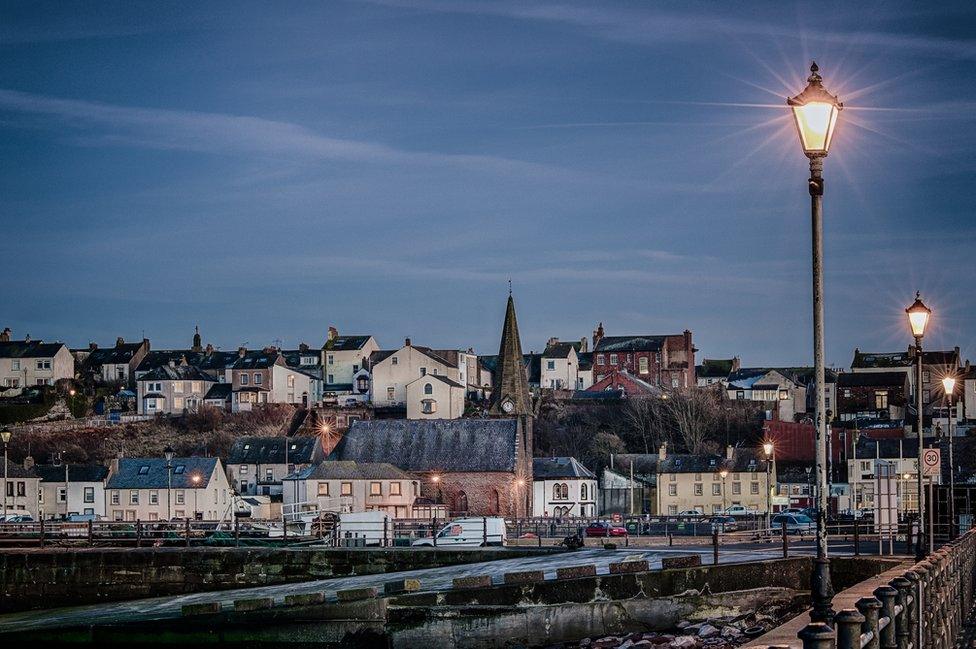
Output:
[205, 343, 214, 354]
[238, 347, 247, 358]
[299, 342, 309, 353]
[116, 337, 125, 347]
[592, 323, 604, 348]
[580, 337, 588, 353]
[23, 457, 35, 470]
[24, 334, 31, 343]
[405, 337, 412, 347]
[658, 442, 667, 460]
[0, 327, 9, 342]
[726, 445, 734, 460]
[328, 326, 338, 342]
[89, 342, 98, 351]
[547, 337, 559, 349]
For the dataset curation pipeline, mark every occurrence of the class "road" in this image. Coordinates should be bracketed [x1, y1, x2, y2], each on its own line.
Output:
[0, 539, 903, 634]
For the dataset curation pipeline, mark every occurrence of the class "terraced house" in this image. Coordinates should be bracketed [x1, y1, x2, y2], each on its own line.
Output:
[0, 330, 74, 388]
[590, 323, 696, 390]
[105, 457, 232, 521]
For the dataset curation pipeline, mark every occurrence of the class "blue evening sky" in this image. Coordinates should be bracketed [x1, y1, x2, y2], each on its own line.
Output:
[2, 1, 974, 367]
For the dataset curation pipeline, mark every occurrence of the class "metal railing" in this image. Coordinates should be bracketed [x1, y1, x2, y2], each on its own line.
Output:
[793, 527, 976, 649]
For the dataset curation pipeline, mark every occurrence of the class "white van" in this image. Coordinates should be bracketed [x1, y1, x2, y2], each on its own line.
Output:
[412, 517, 506, 547]
[338, 511, 392, 546]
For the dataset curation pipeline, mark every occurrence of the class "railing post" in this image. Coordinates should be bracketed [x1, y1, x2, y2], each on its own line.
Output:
[855, 596, 882, 649]
[903, 570, 921, 649]
[782, 518, 788, 558]
[234, 514, 239, 547]
[915, 563, 931, 649]
[38, 517, 44, 548]
[432, 517, 437, 547]
[482, 516, 487, 546]
[853, 519, 859, 556]
[185, 518, 190, 547]
[87, 519, 93, 546]
[797, 622, 835, 649]
[136, 520, 141, 548]
[873, 586, 898, 649]
[890, 577, 912, 649]
[712, 527, 719, 565]
[835, 609, 865, 649]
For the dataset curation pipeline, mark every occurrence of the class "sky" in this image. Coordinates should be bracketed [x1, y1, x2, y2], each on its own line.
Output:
[2, 1, 975, 368]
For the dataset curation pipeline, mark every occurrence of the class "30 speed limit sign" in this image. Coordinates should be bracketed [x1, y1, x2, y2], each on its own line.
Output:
[922, 448, 941, 477]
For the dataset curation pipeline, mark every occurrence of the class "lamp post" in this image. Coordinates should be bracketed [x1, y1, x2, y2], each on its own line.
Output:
[719, 469, 729, 513]
[191, 473, 202, 520]
[164, 446, 174, 521]
[942, 375, 957, 538]
[1, 428, 11, 520]
[788, 61, 842, 624]
[763, 442, 774, 530]
[905, 292, 931, 560]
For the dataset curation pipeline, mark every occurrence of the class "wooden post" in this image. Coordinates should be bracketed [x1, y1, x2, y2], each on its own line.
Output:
[482, 517, 488, 546]
[38, 517, 44, 548]
[185, 518, 190, 547]
[781, 518, 788, 558]
[712, 528, 719, 565]
[87, 519, 93, 546]
[853, 519, 859, 556]
[136, 520, 142, 548]
[234, 514, 240, 547]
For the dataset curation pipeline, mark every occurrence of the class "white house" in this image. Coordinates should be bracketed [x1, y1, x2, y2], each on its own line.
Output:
[283, 461, 419, 519]
[0, 460, 41, 518]
[105, 457, 233, 521]
[532, 457, 598, 518]
[540, 340, 581, 390]
[321, 329, 380, 390]
[369, 340, 472, 407]
[136, 364, 218, 415]
[230, 349, 316, 412]
[35, 464, 109, 520]
[0, 332, 74, 388]
[226, 436, 324, 498]
[406, 374, 465, 420]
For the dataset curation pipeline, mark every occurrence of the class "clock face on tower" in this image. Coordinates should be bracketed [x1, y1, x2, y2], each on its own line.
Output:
[501, 399, 515, 413]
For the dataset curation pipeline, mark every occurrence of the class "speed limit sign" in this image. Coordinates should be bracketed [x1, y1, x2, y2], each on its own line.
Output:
[922, 448, 941, 477]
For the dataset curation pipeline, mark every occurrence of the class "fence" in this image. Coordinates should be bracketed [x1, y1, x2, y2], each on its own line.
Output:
[791, 527, 976, 649]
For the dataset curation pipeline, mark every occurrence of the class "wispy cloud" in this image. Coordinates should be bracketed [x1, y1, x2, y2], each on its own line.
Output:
[0, 88, 568, 178]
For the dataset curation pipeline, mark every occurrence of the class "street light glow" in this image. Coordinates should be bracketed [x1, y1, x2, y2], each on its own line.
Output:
[905, 292, 931, 339]
[762, 441, 774, 457]
[788, 62, 843, 157]
[942, 376, 956, 396]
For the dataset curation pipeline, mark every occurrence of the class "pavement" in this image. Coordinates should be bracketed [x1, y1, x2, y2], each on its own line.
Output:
[0, 539, 904, 634]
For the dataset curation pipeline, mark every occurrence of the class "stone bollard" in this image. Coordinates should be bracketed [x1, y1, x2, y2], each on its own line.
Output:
[233, 597, 273, 612]
[608, 559, 648, 574]
[181, 602, 221, 617]
[834, 608, 865, 649]
[383, 579, 421, 595]
[503, 570, 544, 585]
[855, 596, 882, 649]
[452, 575, 491, 589]
[337, 586, 379, 602]
[555, 565, 596, 579]
[873, 585, 898, 649]
[284, 592, 325, 607]
[797, 621, 835, 649]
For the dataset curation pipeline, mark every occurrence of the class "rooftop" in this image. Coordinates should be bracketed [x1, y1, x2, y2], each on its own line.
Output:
[106, 457, 219, 490]
[533, 457, 596, 480]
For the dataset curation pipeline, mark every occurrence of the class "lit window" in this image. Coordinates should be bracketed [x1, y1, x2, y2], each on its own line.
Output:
[370, 482, 382, 496]
[390, 482, 401, 496]
[341, 482, 352, 496]
[317, 482, 330, 496]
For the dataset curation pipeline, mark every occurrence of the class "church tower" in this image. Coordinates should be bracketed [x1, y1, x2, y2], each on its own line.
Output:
[489, 293, 532, 416]
[191, 325, 202, 352]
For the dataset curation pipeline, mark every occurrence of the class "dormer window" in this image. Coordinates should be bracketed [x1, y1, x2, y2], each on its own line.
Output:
[138, 465, 150, 475]
[174, 465, 186, 474]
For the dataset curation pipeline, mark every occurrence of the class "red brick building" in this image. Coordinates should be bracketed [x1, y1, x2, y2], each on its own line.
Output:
[591, 324, 696, 389]
[585, 368, 662, 397]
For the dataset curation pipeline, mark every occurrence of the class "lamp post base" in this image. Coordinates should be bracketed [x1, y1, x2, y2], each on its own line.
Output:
[809, 556, 835, 625]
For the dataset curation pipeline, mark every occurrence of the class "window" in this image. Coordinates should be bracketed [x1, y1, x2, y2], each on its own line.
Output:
[111, 491, 120, 505]
[638, 357, 649, 374]
[240, 480, 247, 493]
[580, 483, 587, 500]
[192, 381, 202, 393]
[287, 375, 294, 388]
[240, 465, 249, 474]
[392, 357, 398, 365]
[368, 481, 382, 497]
[176, 491, 185, 505]
[712, 484, 721, 495]
[255, 373, 263, 385]
[875, 390, 889, 409]
[421, 399, 436, 414]
[779, 389, 789, 400]
[732, 482, 741, 495]
[57, 487, 67, 503]
[694, 483, 703, 496]
[265, 467, 273, 481]
[419, 367, 427, 376]
[668, 505, 678, 515]
[843, 388, 852, 398]
[923, 371, 930, 382]
[609, 354, 618, 365]
[138, 465, 150, 475]
[11, 360, 19, 370]
[327, 355, 334, 365]
[317, 482, 330, 496]
[328, 374, 334, 383]
[923, 389, 931, 403]
[668, 484, 677, 496]
[387, 387, 395, 401]
[173, 381, 183, 394]
[173, 397, 184, 410]
[596, 354, 605, 365]
[174, 465, 185, 474]
[424, 382, 433, 395]
[694, 472, 701, 481]
[36, 360, 51, 370]
[547, 361, 555, 371]
[130, 491, 139, 505]
[241, 373, 249, 385]
[669, 473, 676, 482]
[751, 482, 760, 494]
[390, 482, 401, 496]
[149, 491, 159, 505]
[736, 390, 745, 400]
[341, 482, 353, 496]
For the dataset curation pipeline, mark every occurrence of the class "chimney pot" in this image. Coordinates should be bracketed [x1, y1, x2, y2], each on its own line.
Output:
[89, 342, 98, 351]
[238, 347, 247, 357]
[23, 457, 35, 470]
[405, 337, 411, 347]
[116, 337, 125, 347]
[0, 327, 10, 342]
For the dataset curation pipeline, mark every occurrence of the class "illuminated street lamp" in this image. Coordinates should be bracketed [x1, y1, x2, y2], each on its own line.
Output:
[942, 375, 958, 538]
[905, 292, 930, 560]
[788, 61, 843, 624]
[191, 473, 202, 520]
[164, 446, 175, 521]
[719, 468, 729, 512]
[763, 442, 775, 530]
[1, 428, 11, 520]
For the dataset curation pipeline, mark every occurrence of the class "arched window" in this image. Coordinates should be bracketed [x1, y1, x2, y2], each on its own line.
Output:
[489, 489, 500, 515]
[552, 483, 561, 500]
[580, 483, 587, 500]
[424, 382, 433, 395]
[454, 491, 468, 514]
[562, 483, 570, 500]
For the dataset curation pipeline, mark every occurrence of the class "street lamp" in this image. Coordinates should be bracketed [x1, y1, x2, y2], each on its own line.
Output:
[942, 375, 957, 538]
[905, 292, 930, 560]
[1, 428, 11, 520]
[788, 61, 843, 624]
[164, 446, 174, 521]
[191, 473, 202, 520]
[763, 442, 775, 529]
[719, 468, 729, 513]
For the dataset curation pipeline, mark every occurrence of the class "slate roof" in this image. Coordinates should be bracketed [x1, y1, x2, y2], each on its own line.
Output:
[533, 457, 596, 480]
[333, 419, 519, 472]
[369, 346, 457, 369]
[0, 341, 66, 359]
[852, 350, 912, 369]
[410, 374, 464, 389]
[227, 436, 321, 465]
[837, 372, 907, 388]
[323, 336, 372, 352]
[571, 389, 623, 400]
[204, 383, 232, 401]
[138, 365, 218, 382]
[284, 461, 413, 481]
[698, 358, 736, 378]
[594, 335, 667, 353]
[658, 449, 767, 474]
[232, 351, 282, 370]
[542, 342, 579, 359]
[613, 454, 660, 478]
[84, 343, 144, 366]
[854, 437, 923, 459]
[34, 464, 110, 483]
[136, 350, 238, 373]
[281, 349, 323, 370]
[921, 350, 959, 366]
[106, 458, 220, 489]
[478, 353, 541, 384]
[0, 464, 38, 479]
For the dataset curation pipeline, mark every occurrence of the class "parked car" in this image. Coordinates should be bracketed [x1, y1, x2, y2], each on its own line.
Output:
[722, 505, 755, 517]
[783, 507, 805, 515]
[771, 513, 816, 535]
[584, 521, 628, 538]
[710, 516, 738, 533]
[0, 513, 34, 523]
[412, 517, 506, 547]
[676, 509, 702, 519]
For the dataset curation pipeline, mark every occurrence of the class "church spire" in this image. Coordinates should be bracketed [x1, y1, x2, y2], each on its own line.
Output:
[489, 293, 531, 416]
[192, 325, 202, 352]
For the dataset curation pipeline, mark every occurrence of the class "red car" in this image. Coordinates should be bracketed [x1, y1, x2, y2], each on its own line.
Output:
[584, 521, 628, 538]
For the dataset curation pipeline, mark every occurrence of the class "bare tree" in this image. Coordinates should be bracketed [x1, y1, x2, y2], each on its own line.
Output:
[661, 389, 719, 454]
[622, 397, 670, 453]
